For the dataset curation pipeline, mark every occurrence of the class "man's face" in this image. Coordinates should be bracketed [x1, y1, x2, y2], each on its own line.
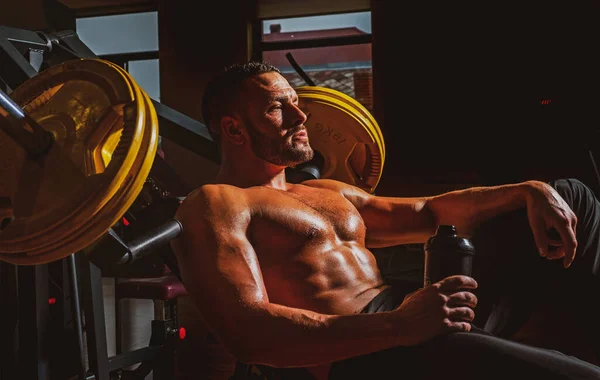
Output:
[240, 72, 314, 167]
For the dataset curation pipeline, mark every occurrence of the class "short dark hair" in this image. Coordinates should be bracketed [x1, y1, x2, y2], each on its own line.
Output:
[201, 61, 282, 146]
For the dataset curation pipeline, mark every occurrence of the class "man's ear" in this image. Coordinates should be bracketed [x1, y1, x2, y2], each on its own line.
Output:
[220, 116, 246, 145]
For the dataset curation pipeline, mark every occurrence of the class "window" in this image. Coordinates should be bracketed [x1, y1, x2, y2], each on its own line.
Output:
[258, 11, 373, 111]
[75, 11, 160, 101]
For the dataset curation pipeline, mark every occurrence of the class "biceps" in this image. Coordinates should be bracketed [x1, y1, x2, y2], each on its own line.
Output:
[360, 198, 436, 244]
[215, 243, 269, 303]
[173, 235, 268, 330]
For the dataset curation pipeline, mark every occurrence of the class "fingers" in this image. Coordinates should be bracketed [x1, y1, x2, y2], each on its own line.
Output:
[446, 321, 471, 333]
[555, 223, 577, 268]
[545, 245, 565, 260]
[447, 291, 478, 308]
[447, 306, 475, 322]
[443, 310, 474, 333]
[437, 275, 478, 292]
[531, 220, 578, 268]
[530, 217, 550, 258]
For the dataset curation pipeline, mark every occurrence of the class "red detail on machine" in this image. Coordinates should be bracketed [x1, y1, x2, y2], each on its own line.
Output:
[179, 327, 187, 340]
[541, 99, 552, 105]
[122, 217, 130, 226]
[48, 297, 56, 305]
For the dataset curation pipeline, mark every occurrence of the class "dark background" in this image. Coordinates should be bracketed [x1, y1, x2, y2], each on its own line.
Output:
[372, 1, 600, 195]
[2, 1, 600, 377]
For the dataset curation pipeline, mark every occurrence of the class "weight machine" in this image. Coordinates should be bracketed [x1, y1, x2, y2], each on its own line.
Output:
[0, 24, 386, 380]
[0, 25, 212, 380]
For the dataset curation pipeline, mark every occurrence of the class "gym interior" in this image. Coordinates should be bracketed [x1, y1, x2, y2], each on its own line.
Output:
[1, 1, 599, 379]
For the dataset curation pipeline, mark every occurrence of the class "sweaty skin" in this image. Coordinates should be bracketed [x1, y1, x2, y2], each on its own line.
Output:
[170, 70, 578, 370]
[214, 182, 386, 316]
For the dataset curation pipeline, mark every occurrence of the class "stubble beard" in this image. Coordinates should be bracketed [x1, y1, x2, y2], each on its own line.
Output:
[247, 123, 314, 167]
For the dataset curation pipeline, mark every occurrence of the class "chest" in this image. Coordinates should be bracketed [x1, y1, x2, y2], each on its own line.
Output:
[250, 187, 366, 246]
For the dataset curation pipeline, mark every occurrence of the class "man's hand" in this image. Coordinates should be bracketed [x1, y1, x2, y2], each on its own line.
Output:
[392, 275, 478, 346]
[524, 181, 578, 268]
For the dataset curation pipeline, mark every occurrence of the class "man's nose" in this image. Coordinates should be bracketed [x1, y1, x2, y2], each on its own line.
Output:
[290, 103, 308, 126]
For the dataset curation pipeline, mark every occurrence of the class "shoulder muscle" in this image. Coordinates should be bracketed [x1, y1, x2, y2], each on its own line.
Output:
[302, 179, 372, 208]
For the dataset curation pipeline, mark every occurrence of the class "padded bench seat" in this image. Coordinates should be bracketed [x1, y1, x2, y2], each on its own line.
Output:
[115, 274, 187, 301]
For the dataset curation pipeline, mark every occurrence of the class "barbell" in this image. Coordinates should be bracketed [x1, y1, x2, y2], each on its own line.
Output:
[0, 58, 385, 265]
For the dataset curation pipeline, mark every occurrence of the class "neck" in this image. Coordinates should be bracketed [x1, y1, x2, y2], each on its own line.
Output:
[216, 152, 290, 190]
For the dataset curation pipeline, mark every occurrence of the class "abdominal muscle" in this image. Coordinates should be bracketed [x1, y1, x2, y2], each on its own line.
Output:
[246, 184, 391, 315]
[259, 239, 390, 315]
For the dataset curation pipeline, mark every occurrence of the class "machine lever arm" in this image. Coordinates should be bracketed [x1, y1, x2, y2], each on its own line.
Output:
[117, 219, 183, 265]
[87, 219, 183, 270]
[0, 88, 54, 158]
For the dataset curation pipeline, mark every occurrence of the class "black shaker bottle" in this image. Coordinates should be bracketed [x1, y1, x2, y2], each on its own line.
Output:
[423, 225, 475, 287]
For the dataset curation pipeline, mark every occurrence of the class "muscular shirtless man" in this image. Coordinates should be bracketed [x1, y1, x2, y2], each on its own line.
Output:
[170, 61, 600, 379]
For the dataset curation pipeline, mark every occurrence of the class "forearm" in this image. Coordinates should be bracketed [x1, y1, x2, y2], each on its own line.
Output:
[225, 303, 407, 368]
[426, 181, 536, 235]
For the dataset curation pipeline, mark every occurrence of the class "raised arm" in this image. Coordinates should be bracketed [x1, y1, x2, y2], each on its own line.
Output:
[170, 184, 475, 367]
[304, 179, 577, 265]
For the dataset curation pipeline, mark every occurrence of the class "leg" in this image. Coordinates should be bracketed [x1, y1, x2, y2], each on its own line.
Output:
[547, 178, 600, 276]
[470, 178, 600, 355]
[329, 329, 600, 380]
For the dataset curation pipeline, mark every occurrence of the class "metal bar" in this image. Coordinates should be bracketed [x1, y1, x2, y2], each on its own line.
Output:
[0, 25, 220, 165]
[16, 265, 50, 380]
[73, 3, 157, 19]
[49, 29, 97, 59]
[107, 346, 161, 372]
[114, 281, 122, 355]
[149, 153, 193, 197]
[0, 262, 18, 380]
[152, 99, 220, 163]
[79, 253, 110, 380]
[67, 253, 87, 380]
[98, 50, 158, 64]
[251, 19, 263, 62]
[260, 34, 372, 51]
[0, 26, 48, 90]
[0, 87, 24, 118]
[0, 114, 54, 159]
[117, 219, 183, 265]
[0, 89, 55, 158]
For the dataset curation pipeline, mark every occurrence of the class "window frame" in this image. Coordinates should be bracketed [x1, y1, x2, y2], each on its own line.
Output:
[253, 11, 374, 111]
[74, 11, 160, 95]
[253, 11, 372, 61]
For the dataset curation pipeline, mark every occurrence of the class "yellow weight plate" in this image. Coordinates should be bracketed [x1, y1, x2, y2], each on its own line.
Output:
[296, 87, 385, 193]
[0, 58, 157, 265]
[295, 90, 385, 192]
[296, 86, 385, 162]
[301, 90, 384, 165]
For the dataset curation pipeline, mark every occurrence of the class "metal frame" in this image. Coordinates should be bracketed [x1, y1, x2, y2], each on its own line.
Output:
[261, 34, 372, 52]
[97, 51, 158, 69]
[16, 265, 50, 379]
[0, 26, 51, 91]
[0, 25, 219, 163]
[71, 3, 157, 19]
[0, 24, 196, 380]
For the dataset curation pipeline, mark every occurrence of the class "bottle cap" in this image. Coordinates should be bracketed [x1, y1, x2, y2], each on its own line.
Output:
[425, 225, 475, 255]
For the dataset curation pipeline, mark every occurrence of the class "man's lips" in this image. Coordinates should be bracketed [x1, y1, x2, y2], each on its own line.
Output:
[288, 128, 308, 140]
[293, 130, 308, 140]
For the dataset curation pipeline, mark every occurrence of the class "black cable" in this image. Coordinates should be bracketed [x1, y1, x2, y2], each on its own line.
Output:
[285, 52, 316, 87]
[588, 149, 600, 197]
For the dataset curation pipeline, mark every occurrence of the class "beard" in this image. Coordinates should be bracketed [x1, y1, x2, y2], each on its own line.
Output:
[245, 121, 314, 167]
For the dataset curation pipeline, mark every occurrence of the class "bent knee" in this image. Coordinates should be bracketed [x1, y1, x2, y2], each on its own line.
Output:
[549, 178, 586, 192]
[548, 178, 595, 206]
